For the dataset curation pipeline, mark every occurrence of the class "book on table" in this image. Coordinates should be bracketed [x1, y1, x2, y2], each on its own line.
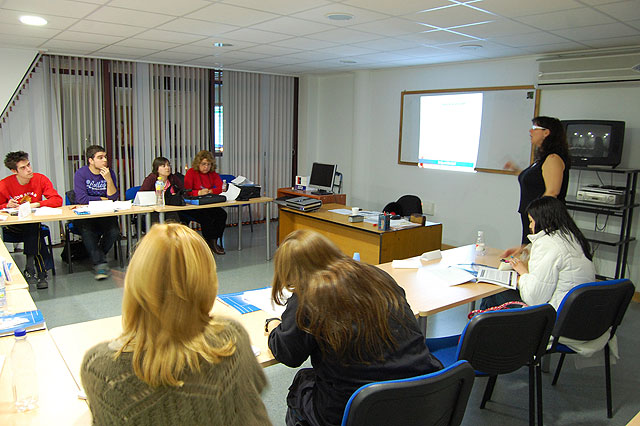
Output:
[0, 310, 46, 337]
[476, 267, 518, 290]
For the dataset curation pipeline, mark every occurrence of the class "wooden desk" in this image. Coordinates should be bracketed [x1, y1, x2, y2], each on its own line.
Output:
[0, 240, 28, 291]
[49, 298, 276, 394]
[279, 204, 442, 264]
[155, 197, 274, 260]
[378, 245, 505, 332]
[277, 187, 346, 205]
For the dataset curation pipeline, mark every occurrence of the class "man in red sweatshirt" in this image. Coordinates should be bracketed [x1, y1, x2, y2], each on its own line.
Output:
[0, 151, 62, 289]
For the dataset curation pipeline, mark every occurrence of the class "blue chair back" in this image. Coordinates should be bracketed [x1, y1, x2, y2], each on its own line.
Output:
[219, 174, 235, 183]
[341, 360, 475, 426]
[550, 279, 635, 350]
[125, 185, 141, 201]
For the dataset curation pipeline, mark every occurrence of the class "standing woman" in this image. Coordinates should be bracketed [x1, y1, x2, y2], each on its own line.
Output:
[80, 224, 271, 425]
[503, 116, 570, 257]
[267, 230, 442, 426]
[184, 150, 227, 255]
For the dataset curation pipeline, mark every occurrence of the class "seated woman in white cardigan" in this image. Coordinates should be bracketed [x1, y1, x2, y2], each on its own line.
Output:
[481, 196, 595, 311]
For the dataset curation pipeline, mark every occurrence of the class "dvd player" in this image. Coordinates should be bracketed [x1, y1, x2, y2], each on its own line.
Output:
[576, 185, 625, 205]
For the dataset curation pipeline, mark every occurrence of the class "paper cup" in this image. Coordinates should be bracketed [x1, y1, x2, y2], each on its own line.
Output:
[351, 207, 359, 215]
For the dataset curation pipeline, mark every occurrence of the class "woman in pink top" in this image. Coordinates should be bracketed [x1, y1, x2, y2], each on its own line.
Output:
[183, 150, 227, 255]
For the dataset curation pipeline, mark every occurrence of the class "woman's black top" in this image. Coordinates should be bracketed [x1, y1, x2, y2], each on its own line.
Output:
[518, 155, 569, 213]
[268, 267, 443, 426]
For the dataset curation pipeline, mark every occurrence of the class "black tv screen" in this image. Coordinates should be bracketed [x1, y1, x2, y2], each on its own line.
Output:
[562, 120, 625, 167]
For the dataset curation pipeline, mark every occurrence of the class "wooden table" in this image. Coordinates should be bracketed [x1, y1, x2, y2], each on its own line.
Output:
[279, 203, 442, 264]
[0, 240, 28, 291]
[155, 196, 274, 260]
[277, 187, 347, 205]
[378, 245, 505, 332]
[48, 298, 276, 394]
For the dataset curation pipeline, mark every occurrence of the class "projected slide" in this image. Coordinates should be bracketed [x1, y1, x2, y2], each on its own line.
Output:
[418, 92, 483, 172]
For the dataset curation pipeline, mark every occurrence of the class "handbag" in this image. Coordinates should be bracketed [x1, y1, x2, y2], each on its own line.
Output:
[467, 301, 528, 320]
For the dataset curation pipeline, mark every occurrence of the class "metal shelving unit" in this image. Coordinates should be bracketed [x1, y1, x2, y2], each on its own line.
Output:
[565, 167, 639, 279]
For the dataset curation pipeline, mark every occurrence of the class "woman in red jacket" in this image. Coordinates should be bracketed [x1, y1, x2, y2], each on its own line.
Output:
[183, 150, 227, 255]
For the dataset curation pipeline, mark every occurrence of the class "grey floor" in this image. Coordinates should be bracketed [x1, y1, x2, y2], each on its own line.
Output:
[12, 221, 640, 425]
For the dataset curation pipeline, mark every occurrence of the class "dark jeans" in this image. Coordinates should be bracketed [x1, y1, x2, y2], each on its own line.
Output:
[182, 207, 227, 241]
[74, 217, 120, 266]
[4, 223, 50, 275]
[479, 289, 523, 310]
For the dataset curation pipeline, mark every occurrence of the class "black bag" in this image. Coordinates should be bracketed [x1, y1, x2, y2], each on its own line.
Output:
[237, 185, 261, 201]
[61, 240, 88, 263]
[165, 188, 186, 206]
[184, 194, 227, 205]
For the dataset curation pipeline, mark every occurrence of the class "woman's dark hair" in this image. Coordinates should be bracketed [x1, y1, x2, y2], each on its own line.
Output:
[532, 116, 570, 166]
[152, 157, 170, 174]
[527, 196, 592, 260]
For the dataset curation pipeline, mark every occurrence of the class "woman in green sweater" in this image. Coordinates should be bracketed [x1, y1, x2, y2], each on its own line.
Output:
[80, 223, 271, 425]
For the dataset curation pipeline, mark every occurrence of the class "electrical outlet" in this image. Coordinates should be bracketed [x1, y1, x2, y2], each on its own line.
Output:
[423, 201, 435, 216]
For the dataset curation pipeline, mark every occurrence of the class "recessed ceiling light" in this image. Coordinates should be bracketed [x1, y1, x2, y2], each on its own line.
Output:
[326, 12, 354, 21]
[460, 44, 482, 50]
[340, 59, 357, 64]
[213, 42, 233, 47]
[19, 15, 48, 26]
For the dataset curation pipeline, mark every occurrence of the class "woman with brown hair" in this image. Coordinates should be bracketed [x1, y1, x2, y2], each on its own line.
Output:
[81, 224, 270, 425]
[267, 230, 442, 426]
[183, 150, 227, 254]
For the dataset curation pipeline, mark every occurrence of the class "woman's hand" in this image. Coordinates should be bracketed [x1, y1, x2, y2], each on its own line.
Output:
[500, 244, 524, 258]
[509, 257, 528, 275]
[197, 188, 211, 196]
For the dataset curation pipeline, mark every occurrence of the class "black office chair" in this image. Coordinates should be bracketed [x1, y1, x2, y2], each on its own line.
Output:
[383, 195, 423, 217]
[427, 304, 556, 426]
[64, 190, 123, 273]
[546, 279, 635, 419]
[2, 224, 56, 276]
[341, 360, 475, 426]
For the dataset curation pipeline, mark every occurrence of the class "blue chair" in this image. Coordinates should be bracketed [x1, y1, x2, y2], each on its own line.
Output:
[220, 173, 253, 232]
[427, 304, 556, 426]
[2, 224, 56, 275]
[341, 360, 475, 426]
[546, 279, 635, 419]
[64, 190, 123, 273]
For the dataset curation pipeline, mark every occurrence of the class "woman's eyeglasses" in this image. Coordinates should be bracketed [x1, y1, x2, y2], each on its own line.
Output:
[531, 125, 547, 131]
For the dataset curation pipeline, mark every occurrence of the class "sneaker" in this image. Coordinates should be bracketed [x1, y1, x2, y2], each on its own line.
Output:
[36, 276, 49, 290]
[94, 269, 109, 280]
[23, 268, 38, 286]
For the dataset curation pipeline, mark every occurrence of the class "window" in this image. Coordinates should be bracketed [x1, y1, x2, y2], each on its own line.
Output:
[212, 70, 223, 155]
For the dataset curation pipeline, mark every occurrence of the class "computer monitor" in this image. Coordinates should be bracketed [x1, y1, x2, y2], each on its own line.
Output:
[308, 162, 337, 195]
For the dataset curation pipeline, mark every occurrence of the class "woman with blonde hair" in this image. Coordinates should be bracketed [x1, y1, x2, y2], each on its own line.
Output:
[184, 150, 227, 254]
[81, 223, 271, 425]
[267, 230, 442, 426]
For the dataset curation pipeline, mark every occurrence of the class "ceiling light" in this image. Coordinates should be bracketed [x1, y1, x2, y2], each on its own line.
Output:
[340, 59, 357, 64]
[326, 13, 354, 21]
[19, 15, 48, 26]
[213, 42, 233, 47]
[460, 44, 482, 50]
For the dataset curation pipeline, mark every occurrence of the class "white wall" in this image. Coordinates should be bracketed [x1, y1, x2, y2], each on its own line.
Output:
[0, 47, 39, 116]
[299, 56, 640, 283]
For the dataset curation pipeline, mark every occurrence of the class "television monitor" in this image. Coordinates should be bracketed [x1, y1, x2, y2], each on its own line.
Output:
[309, 162, 337, 195]
[561, 120, 625, 168]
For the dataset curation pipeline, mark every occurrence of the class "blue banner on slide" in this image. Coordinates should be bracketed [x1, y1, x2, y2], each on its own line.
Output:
[419, 159, 474, 168]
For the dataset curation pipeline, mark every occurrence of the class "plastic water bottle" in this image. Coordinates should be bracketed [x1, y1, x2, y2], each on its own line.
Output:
[475, 231, 486, 256]
[0, 271, 7, 316]
[222, 179, 228, 192]
[155, 178, 165, 206]
[353, 252, 361, 261]
[11, 329, 39, 412]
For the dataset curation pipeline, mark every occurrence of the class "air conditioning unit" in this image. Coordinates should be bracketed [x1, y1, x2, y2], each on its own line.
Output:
[537, 48, 640, 87]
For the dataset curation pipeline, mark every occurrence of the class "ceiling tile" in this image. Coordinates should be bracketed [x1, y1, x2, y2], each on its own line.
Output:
[222, 28, 292, 43]
[116, 38, 180, 50]
[0, 0, 100, 19]
[213, 50, 271, 61]
[473, 0, 583, 18]
[157, 18, 238, 36]
[291, 4, 388, 26]
[239, 45, 301, 56]
[279, 51, 340, 61]
[185, 3, 279, 27]
[628, 19, 640, 30]
[350, 38, 423, 51]
[318, 45, 378, 56]
[260, 55, 307, 64]
[85, 7, 174, 27]
[190, 37, 257, 50]
[94, 45, 159, 57]
[521, 41, 590, 54]
[551, 22, 639, 41]
[306, 28, 381, 43]
[595, 1, 640, 21]
[350, 51, 413, 62]
[167, 44, 219, 56]
[107, 0, 211, 16]
[272, 37, 337, 50]
[53, 30, 124, 45]
[41, 39, 104, 54]
[409, 4, 495, 29]
[142, 51, 206, 63]
[515, 7, 616, 31]
[185, 56, 223, 67]
[350, 17, 433, 37]
[0, 22, 60, 38]
[0, 9, 78, 29]
[393, 45, 446, 57]
[220, 0, 331, 15]
[491, 31, 572, 48]
[68, 20, 146, 37]
[251, 16, 334, 36]
[135, 29, 206, 44]
[342, 0, 451, 16]
[583, 34, 640, 48]
[400, 29, 477, 45]
[455, 19, 537, 38]
[0, 34, 48, 48]
[228, 59, 283, 69]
